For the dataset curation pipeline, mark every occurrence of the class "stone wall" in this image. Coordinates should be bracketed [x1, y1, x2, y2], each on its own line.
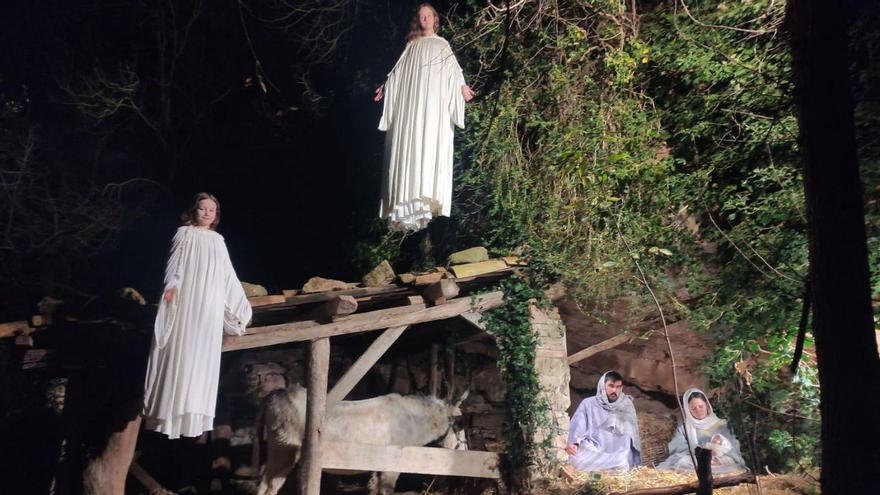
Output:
[530, 305, 571, 469]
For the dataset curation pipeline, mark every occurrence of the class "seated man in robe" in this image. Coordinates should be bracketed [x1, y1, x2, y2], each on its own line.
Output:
[566, 371, 642, 471]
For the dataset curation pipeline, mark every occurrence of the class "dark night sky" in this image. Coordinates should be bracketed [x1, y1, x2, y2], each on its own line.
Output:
[1, 0, 454, 313]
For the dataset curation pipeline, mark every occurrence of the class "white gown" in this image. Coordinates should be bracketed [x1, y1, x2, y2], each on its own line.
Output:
[378, 34, 467, 231]
[143, 226, 252, 439]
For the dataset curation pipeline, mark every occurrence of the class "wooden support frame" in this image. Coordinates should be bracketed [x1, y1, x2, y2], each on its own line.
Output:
[326, 325, 409, 411]
[299, 338, 330, 495]
[223, 291, 503, 352]
[0, 320, 31, 339]
[321, 442, 500, 479]
[567, 333, 632, 365]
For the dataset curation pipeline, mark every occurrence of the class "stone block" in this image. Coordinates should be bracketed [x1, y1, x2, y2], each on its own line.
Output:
[448, 246, 489, 265]
[241, 282, 268, 297]
[362, 260, 396, 287]
[302, 277, 359, 293]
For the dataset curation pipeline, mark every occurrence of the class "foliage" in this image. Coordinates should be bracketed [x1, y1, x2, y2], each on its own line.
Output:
[0, 82, 149, 319]
[439, 0, 880, 472]
[479, 276, 555, 477]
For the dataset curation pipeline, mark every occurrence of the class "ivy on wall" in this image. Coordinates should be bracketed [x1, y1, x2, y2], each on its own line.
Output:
[479, 276, 556, 477]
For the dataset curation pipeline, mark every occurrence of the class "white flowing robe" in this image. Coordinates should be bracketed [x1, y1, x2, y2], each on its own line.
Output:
[378, 34, 466, 231]
[143, 226, 252, 439]
[567, 373, 642, 471]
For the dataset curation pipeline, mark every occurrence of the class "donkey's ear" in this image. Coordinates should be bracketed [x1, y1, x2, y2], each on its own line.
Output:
[453, 389, 470, 408]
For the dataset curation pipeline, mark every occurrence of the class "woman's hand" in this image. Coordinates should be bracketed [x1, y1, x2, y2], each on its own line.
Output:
[374, 84, 385, 102]
[461, 84, 475, 102]
[164, 287, 177, 303]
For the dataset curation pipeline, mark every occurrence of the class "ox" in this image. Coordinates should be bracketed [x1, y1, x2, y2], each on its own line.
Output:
[256, 384, 467, 495]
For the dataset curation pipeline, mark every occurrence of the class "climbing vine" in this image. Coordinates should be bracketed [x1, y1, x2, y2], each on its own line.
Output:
[479, 276, 556, 477]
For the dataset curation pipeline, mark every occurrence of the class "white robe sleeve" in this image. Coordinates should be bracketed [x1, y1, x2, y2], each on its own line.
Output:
[444, 45, 466, 129]
[379, 43, 411, 132]
[568, 400, 598, 448]
[221, 245, 252, 336]
[163, 227, 189, 291]
[154, 227, 189, 348]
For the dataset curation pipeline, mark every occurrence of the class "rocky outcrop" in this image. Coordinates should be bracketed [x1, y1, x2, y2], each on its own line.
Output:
[362, 260, 396, 287]
[560, 296, 711, 413]
[301, 277, 359, 293]
[241, 282, 268, 297]
[448, 247, 489, 265]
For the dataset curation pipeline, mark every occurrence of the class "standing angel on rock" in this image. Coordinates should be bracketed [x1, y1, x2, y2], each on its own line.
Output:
[375, 3, 475, 231]
[143, 192, 252, 439]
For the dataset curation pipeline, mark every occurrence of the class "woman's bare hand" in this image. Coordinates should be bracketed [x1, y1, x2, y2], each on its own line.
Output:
[164, 287, 177, 303]
[461, 84, 475, 102]
[374, 84, 385, 102]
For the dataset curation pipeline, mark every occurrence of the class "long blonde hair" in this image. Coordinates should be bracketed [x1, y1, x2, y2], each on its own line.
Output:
[407, 3, 440, 42]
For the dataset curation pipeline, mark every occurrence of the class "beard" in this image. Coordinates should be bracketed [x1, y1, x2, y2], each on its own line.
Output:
[608, 393, 618, 402]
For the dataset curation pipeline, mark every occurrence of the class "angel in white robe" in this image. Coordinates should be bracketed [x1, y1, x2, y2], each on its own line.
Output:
[566, 371, 642, 471]
[657, 388, 748, 474]
[143, 193, 252, 439]
[375, 3, 475, 231]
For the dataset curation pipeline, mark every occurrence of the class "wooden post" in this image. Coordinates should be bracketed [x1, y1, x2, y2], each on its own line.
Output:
[299, 337, 330, 495]
[695, 447, 713, 495]
[429, 344, 440, 397]
[445, 348, 455, 401]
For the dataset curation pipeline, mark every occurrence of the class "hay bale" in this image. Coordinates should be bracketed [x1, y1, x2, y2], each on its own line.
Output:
[571, 466, 697, 493]
[638, 412, 676, 466]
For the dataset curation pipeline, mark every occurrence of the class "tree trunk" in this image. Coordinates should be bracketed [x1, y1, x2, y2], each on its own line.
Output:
[786, 1, 880, 493]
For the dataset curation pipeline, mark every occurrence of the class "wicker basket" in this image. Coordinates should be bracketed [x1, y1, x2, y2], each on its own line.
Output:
[638, 412, 676, 467]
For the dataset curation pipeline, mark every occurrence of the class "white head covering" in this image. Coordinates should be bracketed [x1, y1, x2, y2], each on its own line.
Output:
[596, 371, 641, 452]
[682, 388, 722, 447]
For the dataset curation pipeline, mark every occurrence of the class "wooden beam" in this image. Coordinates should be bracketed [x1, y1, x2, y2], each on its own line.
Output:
[0, 320, 31, 339]
[567, 333, 633, 365]
[248, 295, 287, 307]
[321, 442, 500, 479]
[608, 471, 755, 495]
[414, 272, 444, 286]
[450, 260, 507, 278]
[422, 279, 460, 306]
[223, 291, 504, 352]
[450, 267, 514, 283]
[298, 338, 330, 495]
[458, 312, 488, 332]
[281, 285, 411, 307]
[326, 325, 409, 410]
